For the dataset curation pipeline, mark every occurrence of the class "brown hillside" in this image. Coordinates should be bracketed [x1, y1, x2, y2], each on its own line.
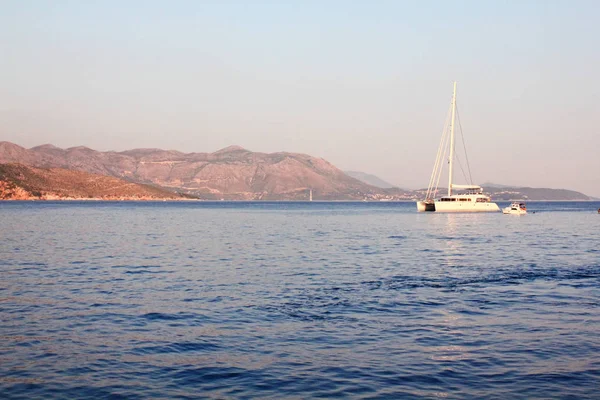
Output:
[0, 163, 190, 200]
[0, 142, 406, 200]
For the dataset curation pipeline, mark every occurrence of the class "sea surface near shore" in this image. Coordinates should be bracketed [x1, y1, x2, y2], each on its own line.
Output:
[1, 201, 599, 399]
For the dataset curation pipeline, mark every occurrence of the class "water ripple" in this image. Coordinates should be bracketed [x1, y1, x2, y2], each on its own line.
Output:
[1, 201, 599, 398]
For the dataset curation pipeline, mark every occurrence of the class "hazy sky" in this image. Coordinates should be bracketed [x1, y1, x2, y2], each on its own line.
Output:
[1, 1, 599, 196]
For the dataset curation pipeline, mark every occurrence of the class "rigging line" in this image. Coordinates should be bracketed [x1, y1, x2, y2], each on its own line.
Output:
[427, 121, 446, 197]
[428, 128, 445, 199]
[434, 106, 452, 194]
[433, 132, 447, 198]
[455, 103, 474, 185]
[435, 146, 448, 198]
[432, 108, 451, 198]
[433, 124, 449, 199]
[427, 103, 452, 199]
[455, 155, 469, 183]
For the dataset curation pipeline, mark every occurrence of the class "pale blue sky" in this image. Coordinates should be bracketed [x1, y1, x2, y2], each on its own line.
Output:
[1, 1, 599, 195]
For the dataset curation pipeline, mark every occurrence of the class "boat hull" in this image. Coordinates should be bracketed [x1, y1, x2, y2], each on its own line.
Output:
[416, 201, 436, 212]
[435, 201, 500, 212]
[417, 201, 500, 213]
[503, 209, 527, 215]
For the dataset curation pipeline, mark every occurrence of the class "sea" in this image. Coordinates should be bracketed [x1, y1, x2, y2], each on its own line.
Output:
[1, 201, 599, 399]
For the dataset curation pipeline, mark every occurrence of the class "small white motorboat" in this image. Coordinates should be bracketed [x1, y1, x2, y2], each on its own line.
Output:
[503, 202, 527, 215]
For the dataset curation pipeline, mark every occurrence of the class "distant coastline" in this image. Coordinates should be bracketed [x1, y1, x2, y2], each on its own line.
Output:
[0, 141, 594, 201]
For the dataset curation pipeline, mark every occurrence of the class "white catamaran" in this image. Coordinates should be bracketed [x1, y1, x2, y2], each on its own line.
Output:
[417, 82, 500, 213]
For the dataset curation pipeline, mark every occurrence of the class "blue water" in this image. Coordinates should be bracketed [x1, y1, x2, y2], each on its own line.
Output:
[1, 201, 599, 399]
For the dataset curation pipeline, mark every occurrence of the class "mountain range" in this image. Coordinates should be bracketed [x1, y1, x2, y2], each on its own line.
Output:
[344, 171, 396, 188]
[0, 163, 189, 200]
[0, 142, 408, 200]
[0, 141, 592, 201]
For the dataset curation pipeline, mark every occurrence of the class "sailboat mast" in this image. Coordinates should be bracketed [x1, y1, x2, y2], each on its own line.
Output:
[448, 81, 457, 196]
